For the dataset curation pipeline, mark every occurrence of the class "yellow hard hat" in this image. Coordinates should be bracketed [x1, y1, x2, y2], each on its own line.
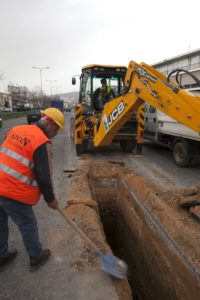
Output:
[42, 108, 65, 130]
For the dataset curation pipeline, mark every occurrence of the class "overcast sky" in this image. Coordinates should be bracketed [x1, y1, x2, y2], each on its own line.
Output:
[0, 0, 199, 95]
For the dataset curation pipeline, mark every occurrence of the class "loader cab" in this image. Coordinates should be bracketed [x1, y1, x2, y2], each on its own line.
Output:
[72, 64, 127, 113]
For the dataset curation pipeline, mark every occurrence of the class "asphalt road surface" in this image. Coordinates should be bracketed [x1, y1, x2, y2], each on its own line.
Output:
[83, 139, 200, 190]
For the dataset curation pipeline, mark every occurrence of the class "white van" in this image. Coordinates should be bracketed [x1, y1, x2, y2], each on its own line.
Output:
[144, 88, 200, 167]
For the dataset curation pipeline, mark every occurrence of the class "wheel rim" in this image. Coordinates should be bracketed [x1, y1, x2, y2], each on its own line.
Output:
[175, 144, 184, 163]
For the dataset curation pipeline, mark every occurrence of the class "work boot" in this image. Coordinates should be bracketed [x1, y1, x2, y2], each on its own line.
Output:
[0, 249, 18, 270]
[30, 249, 51, 271]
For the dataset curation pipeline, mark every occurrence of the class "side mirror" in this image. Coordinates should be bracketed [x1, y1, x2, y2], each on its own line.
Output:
[72, 77, 76, 85]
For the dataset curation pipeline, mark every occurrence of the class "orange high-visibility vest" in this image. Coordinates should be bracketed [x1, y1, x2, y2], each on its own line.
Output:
[0, 125, 50, 205]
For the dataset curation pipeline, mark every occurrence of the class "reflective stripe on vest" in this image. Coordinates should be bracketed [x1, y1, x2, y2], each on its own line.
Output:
[0, 146, 34, 169]
[0, 163, 38, 186]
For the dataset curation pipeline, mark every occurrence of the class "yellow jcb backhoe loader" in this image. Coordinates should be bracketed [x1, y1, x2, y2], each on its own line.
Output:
[71, 61, 200, 164]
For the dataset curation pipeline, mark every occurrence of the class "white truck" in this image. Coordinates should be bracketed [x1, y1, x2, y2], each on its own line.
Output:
[144, 88, 200, 167]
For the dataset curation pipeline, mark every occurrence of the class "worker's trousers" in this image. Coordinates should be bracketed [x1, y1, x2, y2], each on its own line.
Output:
[0, 196, 43, 257]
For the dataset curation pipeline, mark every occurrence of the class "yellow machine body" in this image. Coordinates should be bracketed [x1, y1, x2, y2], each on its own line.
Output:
[72, 61, 200, 156]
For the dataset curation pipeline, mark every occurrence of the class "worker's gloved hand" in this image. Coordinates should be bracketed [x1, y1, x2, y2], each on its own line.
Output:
[48, 199, 58, 210]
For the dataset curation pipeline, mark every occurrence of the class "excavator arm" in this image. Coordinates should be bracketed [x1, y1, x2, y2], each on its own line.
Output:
[93, 61, 200, 147]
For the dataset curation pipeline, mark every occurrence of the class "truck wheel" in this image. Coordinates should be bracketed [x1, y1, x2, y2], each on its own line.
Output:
[120, 139, 137, 152]
[76, 141, 88, 156]
[82, 141, 88, 153]
[76, 144, 82, 157]
[172, 140, 191, 167]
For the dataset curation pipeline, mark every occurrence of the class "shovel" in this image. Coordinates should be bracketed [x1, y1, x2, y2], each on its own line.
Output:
[57, 207, 128, 279]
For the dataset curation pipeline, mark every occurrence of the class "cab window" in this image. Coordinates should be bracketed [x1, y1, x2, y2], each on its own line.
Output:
[80, 73, 92, 107]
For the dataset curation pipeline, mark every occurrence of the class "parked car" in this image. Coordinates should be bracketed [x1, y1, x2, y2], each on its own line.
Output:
[0, 107, 10, 112]
[27, 108, 42, 124]
[0, 115, 2, 128]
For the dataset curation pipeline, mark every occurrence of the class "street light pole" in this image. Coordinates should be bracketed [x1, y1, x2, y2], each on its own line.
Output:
[32, 66, 49, 107]
[55, 86, 61, 95]
[45, 80, 57, 98]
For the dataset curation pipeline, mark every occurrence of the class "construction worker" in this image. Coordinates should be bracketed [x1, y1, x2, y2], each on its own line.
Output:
[93, 78, 115, 110]
[0, 108, 65, 271]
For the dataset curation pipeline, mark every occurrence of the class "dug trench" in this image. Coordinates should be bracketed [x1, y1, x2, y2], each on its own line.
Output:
[62, 161, 200, 300]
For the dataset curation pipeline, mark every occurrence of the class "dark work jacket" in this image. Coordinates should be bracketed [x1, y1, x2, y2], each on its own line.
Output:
[33, 123, 55, 203]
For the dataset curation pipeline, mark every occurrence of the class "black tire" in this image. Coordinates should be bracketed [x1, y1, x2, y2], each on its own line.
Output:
[172, 140, 191, 167]
[82, 141, 88, 153]
[119, 139, 137, 153]
[0, 121, 2, 128]
[76, 144, 82, 157]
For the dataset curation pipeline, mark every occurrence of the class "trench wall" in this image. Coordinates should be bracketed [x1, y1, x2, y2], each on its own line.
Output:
[87, 161, 200, 300]
[65, 161, 200, 300]
[116, 176, 200, 300]
[63, 167, 133, 300]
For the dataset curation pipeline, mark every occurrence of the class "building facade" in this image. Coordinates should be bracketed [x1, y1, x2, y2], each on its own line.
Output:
[152, 48, 200, 89]
[0, 92, 12, 110]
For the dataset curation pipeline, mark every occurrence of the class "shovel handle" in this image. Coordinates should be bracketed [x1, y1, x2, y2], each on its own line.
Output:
[57, 207, 99, 253]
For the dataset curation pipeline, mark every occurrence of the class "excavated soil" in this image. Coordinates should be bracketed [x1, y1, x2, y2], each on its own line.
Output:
[62, 160, 200, 300]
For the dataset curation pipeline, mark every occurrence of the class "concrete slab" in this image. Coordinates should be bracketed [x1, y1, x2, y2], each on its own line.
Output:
[70, 270, 119, 300]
